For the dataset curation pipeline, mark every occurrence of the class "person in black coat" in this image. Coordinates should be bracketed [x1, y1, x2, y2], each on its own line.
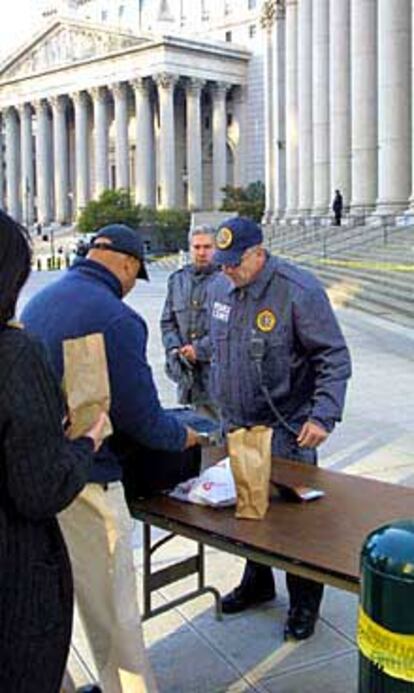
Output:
[332, 189, 344, 226]
[0, 210, 107, 693]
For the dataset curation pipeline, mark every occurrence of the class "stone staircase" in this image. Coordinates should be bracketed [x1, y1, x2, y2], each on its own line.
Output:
[268, 224, 414, 329]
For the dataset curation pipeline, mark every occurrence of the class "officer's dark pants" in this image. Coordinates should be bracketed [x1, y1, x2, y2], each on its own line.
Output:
[238, 426, 324, 615]
[334, 211, 342, 226]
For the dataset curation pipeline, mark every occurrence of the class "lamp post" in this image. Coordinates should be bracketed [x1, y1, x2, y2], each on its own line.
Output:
[50, 224, 55, 268]
[24, 177, 31, 230]
[67, 190, 74, 222]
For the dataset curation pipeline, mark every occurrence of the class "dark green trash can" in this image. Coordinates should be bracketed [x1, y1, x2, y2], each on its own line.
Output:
[358, 520, 414, 691]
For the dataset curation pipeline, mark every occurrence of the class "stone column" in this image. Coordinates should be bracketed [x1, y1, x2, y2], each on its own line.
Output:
[376, 0, 411, 214]
[4, 107, 21, 221]
[91, 86, 109, 196]
[350, 0, 377, 213]
[185, 78, 204, 210]
[156, 73, 177, 209]
[272, 4, 287, 219]
[72, 91, 90, 214]
[262, 10, 275, 221]
[112, 82, 130, 190]
[51, 95, 69, 224]
[18, 103, 35, 226]
[298, 0, 313, 215]
[410, 2, 414, 212]
[34, 99, 52, 224]
[212, 82, 228, 210]
[285, 0, 298, 216]
[0, 114, 4, 209]
[312, 0, 330, 215]
[132, 78, 154, 207]
[329, 0, 351, 208]
[232, 85, 247, 188]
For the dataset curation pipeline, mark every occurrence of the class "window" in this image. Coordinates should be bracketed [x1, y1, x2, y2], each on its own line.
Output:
[101, 9, 107, 21]
[227, 113, 233, 127]
[118, 4, 125, 18]
[225, 30, 232, 42]
[248, 0, 256, 9]
[249, 24, 257, 39]
[224, 2, 231, 15]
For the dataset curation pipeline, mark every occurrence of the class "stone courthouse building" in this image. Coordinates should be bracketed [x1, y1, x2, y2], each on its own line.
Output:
[1, 0, 414, 226]
[0, 0, 264, 226]
[263, 0, 414, 222]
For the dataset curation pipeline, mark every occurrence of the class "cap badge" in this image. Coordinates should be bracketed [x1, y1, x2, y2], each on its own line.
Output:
[256, 309, 276, 333]
[216, 226, 233, 250]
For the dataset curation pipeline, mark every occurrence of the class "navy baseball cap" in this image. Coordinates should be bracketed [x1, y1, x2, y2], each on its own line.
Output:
[214, 217, 263, 266]
[90, 224, 149, 280]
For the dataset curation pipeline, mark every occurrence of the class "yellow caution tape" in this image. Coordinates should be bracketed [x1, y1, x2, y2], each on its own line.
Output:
[276, 252, 414, 272]
[357, 606, 414, 682]
[317, 258, 414, 272]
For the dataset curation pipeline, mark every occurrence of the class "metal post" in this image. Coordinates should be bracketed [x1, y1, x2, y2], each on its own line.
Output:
[50, 226, 55, 268]
[358, 520, 414, 691]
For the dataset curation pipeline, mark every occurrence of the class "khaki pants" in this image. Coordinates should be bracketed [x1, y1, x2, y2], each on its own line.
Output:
[59, 482, 157, 693]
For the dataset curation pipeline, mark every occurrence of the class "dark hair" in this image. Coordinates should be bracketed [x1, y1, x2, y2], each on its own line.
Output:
[0, 210, 32, 324]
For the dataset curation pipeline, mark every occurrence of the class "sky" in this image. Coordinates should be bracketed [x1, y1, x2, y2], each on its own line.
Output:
[0, 0, 44, 60]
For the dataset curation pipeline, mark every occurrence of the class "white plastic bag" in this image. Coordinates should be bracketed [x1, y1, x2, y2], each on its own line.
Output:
[169, 458, 236, 508]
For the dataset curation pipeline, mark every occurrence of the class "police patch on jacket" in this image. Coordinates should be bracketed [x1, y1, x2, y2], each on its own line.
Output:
[213, 301, 231, 322]
[216, 227, 233, 250]
[256, 308, 276, 332]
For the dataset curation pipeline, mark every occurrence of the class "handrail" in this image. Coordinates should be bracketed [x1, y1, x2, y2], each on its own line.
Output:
[265, 215, 412, 259]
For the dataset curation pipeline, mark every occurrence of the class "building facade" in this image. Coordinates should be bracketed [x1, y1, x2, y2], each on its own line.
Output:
[262, 0, 414, 222]
[0, 17, 250, 225]
[0, 0, 264, 224]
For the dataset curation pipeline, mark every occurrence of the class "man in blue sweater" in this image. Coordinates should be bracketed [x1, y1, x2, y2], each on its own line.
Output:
[22, 224, 199, 692]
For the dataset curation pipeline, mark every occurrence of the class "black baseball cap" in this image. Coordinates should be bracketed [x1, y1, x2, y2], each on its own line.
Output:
[91, 224, 149, 280]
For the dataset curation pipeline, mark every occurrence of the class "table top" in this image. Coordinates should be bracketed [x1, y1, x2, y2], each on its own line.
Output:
[130, 457, 414, 590]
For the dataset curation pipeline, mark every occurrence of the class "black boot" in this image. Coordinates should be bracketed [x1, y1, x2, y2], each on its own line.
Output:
[76, 685, 102, 693]
[221, 560, 276, 614]
[284, 574, 324, 641]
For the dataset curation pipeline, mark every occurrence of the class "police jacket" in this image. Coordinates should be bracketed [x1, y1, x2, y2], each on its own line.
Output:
[161, 264, 219, 405]
[21, 259, 187, 483]
[209, 254, 351, 433]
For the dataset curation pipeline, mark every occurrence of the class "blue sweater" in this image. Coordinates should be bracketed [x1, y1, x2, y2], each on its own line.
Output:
[21, 260, 187, 482]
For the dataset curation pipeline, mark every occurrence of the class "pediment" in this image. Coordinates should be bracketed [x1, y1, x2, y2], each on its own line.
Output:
[0, 18, 146, 81]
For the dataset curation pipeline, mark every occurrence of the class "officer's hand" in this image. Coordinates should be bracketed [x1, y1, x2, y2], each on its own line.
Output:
[184, 426, 200, 448]
[85, 411, 111, 452]
[180, 344, 197, 363]
[297, 421, 328, 448]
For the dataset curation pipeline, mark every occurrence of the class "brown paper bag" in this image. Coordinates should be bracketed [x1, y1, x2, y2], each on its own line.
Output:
[63, 333, 113, 440]
[228, 425, 273, 520]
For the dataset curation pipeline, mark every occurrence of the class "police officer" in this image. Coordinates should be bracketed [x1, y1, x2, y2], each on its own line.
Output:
[209, 216, 352, 640]
[161, 224, 220, 420]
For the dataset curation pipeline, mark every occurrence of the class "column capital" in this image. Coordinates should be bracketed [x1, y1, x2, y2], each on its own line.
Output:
[155, 72, 178, 91]
[260, 0, 285, 29]
[50, 94, 67, 113]
[131, 77, 151, 95]
[211, 81, 230, 98]
[185, 78, 205, 96]
[111, 81, 128, 100]
[90, 85, 108, 104]
[33, 98, 49, 114]
[4, 105, 18, 122]
[71, 90, 89, 108]
[17, 102, 32, 118]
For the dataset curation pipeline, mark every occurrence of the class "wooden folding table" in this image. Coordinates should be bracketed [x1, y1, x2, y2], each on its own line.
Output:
[130, 457, 414, 621]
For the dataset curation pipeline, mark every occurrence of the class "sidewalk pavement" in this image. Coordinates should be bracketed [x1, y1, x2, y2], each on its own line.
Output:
[20, 268, 414, 692]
